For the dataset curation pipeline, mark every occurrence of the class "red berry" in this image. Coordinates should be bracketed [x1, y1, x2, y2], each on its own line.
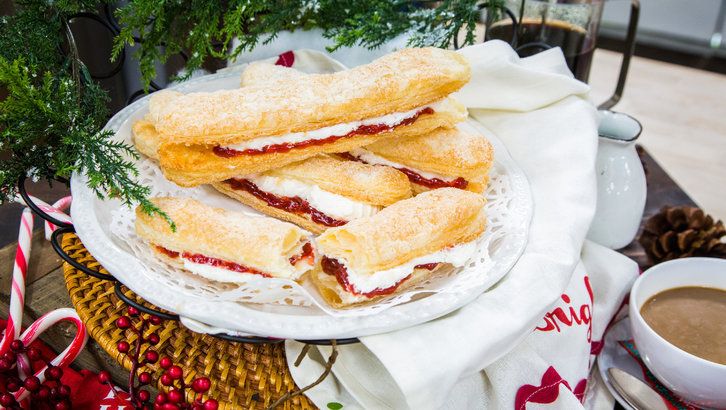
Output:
[26, 347, 42, 360]
[0, 393, 15, 407]
[98, 370, 112, 384]
[149, 315, 162, 325]
[49, 387, 59, 399]
[127, 307, 140, 316]
[137, 389, 151, 402]
[159, 356, 172, 369]
[0, 359, 11, 371]
[155, 393, 167, 404]
[162, 404, 180, 410]
[37, 385, 51, 399]
[167, 389, 183, 403]
[45, 365, 63, 381]
[23, 376, 41, 392]
[116, 316, 131, 329]
[160, 374, 173, 386]
[168, 365, 183, 380]
[147, 333, 160, 345]
[192, 405, 204, 410]
[3, 351, 16, 363]
[138, 371, 152, 385]
[58, 384, 71, 397]
[192, 377, 211, 393]
[10, 340, 24, 352]
[117, 341, 130, 353]
[6, 380, 20, 392]
[55, 401, 71, 410]
[203, 399, 219, 410]
[145, 350, 159, 364]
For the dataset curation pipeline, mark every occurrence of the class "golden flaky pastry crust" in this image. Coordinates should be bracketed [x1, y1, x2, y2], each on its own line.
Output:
[316, 188, 486, 274]
[365, 125, 494, 193]
[152, 47, 470, 145]
[158, 102, 467, 187]
[146, 90, 183, 125]
[266, 155, 411, 206]
[132, 120, 161, 159]
[308, 265, 445, 308]
[134, 197, 313, 278]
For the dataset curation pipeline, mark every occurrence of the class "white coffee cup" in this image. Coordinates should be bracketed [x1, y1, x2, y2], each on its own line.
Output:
[629, 257, 726, 408]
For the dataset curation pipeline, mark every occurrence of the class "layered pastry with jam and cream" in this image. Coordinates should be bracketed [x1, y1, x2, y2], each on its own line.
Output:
[135, 197, 316, 283]
[341, 124, 494, 194]
[147, 47, 469, 187]
[312, 188, 486, 307]
[211, 155, 412, 234]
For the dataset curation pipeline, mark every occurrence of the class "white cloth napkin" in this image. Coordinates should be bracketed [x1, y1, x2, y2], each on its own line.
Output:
[228, 40, 638, 409]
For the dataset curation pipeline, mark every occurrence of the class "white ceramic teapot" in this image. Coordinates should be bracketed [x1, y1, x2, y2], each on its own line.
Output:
[586, 110, 646, 249]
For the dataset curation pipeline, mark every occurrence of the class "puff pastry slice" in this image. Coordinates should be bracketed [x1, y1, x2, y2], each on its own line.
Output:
[158, 100, 467, 186]
[135, 197, 316, 282]
[211, 155, 412, 234]
[153, 47, 469, 144]
[344, 124, 494, 193]
[312, 188, 486, 307]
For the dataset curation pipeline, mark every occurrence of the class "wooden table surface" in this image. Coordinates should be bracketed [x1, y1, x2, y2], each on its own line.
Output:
[0, 49, 717, 389]
[589, 49, 726, 222]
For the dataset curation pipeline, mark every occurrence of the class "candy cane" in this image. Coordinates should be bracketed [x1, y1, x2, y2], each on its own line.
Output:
[13, 309, 88, 402]
[13, 194, 73, 228]
[0, 209, 34, 356]
[1, 194, 88, 402]
[44, 196, 73, 239]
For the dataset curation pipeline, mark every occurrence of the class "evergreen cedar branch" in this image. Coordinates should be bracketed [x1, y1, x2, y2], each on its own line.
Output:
[0, 0, 498, 226]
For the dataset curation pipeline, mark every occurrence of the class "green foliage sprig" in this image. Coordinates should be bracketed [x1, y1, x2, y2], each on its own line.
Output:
[1, 0, 500, 223]
[0, 1, 172, 226]
[115, 0, 502, 88]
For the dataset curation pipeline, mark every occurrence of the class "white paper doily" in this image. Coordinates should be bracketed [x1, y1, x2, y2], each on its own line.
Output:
[70, 70, 533, 338]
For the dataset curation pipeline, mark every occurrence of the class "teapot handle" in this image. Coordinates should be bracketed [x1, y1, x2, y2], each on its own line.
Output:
[598, 0, 640, 110]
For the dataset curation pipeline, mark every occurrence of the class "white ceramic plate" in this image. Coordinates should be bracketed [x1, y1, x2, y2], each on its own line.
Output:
[70, 70, 533, 339]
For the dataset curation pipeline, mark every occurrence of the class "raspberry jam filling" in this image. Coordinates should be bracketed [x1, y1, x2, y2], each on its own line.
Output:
[225, 178, 347, 227]
[154, 245, 271, 278]
[414, 263, 440, 271]
[155, 245, 179, 258]
[289, 242, 315, 266]
[213, 107, 434, 157]
[340, 152, 468, 190]
[321, 257, 418, 298]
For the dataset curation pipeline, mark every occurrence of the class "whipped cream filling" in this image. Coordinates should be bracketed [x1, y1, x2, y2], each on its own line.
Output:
[160, 241, 313, 282]
[347, 148, 456, 182]
[246, 174, 380, 220]
[222, 100, 446, 151]
[182, 260, 268, 283]
[340, 240, 478, 294]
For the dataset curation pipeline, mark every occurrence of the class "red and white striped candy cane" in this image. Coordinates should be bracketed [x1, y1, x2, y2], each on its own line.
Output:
[13, 194, 73, 228]
[44, 196, 73, 239]
[13, 308, 87, 402]
[1, 194, 88, 402]
[0, 208, 34, 356]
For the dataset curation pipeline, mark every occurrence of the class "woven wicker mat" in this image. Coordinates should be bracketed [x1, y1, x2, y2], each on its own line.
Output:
[61, 232, 315, 410]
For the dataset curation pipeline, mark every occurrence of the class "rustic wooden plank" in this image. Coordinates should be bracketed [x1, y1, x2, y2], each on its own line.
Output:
[0, 229, 63, 296]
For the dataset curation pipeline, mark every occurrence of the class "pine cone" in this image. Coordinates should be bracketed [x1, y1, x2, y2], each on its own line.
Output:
[639, 206, 726, 264]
